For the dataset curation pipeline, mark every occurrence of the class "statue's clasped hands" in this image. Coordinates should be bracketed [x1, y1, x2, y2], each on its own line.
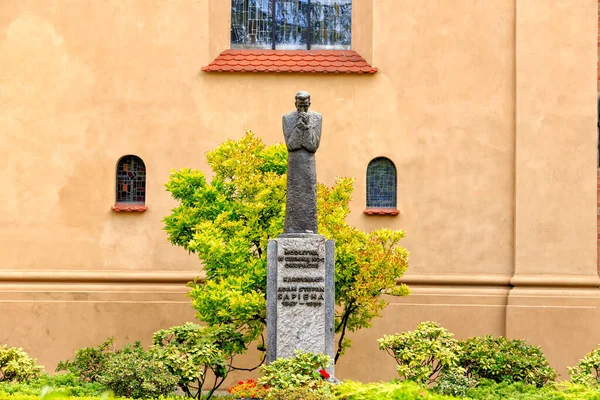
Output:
[297, 112, 309, 130]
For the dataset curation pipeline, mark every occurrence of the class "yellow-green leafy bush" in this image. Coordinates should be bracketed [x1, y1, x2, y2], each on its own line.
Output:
[259, 351, 332, 397]
[378, 321, 460, 385]
[0, 345, 44, 382]
[152, 323, 248, 399]
[163, 132, 410, 363]
[569, 345, 600, 386]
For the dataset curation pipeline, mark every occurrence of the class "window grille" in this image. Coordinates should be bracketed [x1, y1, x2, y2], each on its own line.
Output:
[366, 157, 397, 209]
[116, 155, 146, 204]
[231, 0, 351, 50]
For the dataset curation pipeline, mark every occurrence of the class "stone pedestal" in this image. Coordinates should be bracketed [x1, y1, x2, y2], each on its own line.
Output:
[266, 233, 335, 374]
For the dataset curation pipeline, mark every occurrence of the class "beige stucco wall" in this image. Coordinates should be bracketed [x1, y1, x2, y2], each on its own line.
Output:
[508, 0, 600, 375]
[0, 0, 597, 383]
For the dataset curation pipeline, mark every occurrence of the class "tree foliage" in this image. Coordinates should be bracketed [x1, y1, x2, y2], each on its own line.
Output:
[163, 131, 410, 362]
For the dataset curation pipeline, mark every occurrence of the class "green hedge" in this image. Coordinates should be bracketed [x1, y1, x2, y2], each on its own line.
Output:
[0, 374, 103, 397]
[335, 381, 459, 399]
[464, 380, 600, 400]
[0, 396, 101, 400]
[334, 381, 600, 400]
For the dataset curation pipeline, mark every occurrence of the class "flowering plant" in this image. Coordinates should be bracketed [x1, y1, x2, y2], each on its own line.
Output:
[228, 379, 270, 399]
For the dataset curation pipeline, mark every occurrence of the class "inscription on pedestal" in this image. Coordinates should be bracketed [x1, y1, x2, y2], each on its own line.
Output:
[277, 285, 325, 308]
[267, 235, 332, 361]
[277, 239, 325, 313]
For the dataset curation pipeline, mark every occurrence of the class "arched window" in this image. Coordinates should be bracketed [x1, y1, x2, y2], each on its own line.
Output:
[366, 157, 398, 214]
[112, 155, 147, 212]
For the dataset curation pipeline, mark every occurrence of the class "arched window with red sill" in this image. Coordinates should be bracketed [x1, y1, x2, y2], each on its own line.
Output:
[365, 157, 399, 216]
[112, 155, 147, 212]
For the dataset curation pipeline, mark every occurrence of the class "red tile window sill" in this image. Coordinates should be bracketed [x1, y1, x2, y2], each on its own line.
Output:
[112, 203, 148, 212]
[203, 50, 378, 74]
[364, 208, 400, 216]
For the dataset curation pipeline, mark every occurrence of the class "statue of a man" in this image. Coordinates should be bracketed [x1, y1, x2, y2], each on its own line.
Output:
[282, 91, 322, 234]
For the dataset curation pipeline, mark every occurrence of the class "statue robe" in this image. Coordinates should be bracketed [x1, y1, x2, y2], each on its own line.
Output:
[282, 110, 323, 234]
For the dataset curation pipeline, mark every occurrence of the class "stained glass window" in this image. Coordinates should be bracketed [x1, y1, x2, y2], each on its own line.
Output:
[310, 0, 352, 49]
[231, 0, 274, 49]
[116, 155, 146, 204]
[275, 0, 309, 49]
[231, 0, 351, 50]
[366, 157, 397, 209]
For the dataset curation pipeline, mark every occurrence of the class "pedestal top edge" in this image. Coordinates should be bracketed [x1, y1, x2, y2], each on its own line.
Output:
[275, 233, 326, 239]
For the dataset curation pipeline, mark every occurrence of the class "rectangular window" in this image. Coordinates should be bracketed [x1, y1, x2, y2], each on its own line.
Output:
[231, 0, 351, 50]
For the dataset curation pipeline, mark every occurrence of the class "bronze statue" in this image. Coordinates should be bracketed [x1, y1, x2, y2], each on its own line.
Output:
[282, 91, 322, 234]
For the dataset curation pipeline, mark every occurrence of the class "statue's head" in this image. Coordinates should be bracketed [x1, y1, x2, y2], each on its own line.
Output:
[295, 91, 311, 113]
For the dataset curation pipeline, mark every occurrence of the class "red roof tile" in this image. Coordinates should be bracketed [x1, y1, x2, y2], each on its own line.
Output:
[203, 50, 378, 74]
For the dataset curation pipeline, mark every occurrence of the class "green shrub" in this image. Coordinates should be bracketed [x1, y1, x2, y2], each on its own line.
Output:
[152, 323, 248, 399]
[258, 351, 332, 396]
[97, 342, 177, 398]
[434, 370, 478, 397]
[56, 338, 115, 383]
[335, 380, 459, 399]
[458, 336, 556, 387]
[0, 345, 44, 382]
[57, 338, 179, 398]
[568, 345, 600, 386]
[378, 321, 461, 385]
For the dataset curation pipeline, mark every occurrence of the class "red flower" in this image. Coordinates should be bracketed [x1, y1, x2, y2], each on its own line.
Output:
[228, 379, 267, 398]
[318, 369, 331, 379]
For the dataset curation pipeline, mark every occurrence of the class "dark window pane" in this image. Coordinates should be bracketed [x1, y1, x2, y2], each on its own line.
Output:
[231, 0, 274, 49]
[275, 0, 309, 49]
[310, 0, 351, 49]
[366, 158, 397, 208]
[116, 156, 146, 204]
